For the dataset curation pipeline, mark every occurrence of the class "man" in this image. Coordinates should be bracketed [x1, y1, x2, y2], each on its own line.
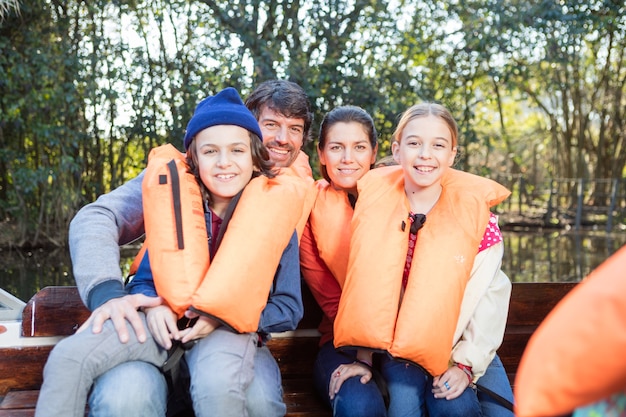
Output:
[69, 80, 314, 417]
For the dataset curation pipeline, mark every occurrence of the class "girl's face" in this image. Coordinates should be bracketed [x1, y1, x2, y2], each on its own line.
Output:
[318, 122, 377, 194]
[392, 115, 457, 192]
[194, 125, 254, 213]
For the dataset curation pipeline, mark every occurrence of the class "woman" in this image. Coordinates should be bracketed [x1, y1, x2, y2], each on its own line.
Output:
[300, 105, 386, 416]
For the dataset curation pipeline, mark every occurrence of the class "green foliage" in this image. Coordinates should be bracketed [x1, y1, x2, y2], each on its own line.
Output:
[1, 0, 625, 247]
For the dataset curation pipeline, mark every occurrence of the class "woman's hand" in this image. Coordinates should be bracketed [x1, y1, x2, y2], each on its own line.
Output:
[179, 310, 219, 343]
[144, 304, 179, 349]
[432, 366, 471, 400]
[328, 361, 372, 400]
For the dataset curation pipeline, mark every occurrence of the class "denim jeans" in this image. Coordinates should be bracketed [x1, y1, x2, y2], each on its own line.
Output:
[313, 341, 387, 417]
[424, 380, 481, 417]
[89, 361, 168, 417]
[380, 354, 482, 417]
[476, 354, 514, 417]
[423, 354, 514, 417]
[88, 337, 285, 417]
[245, 345, 287, 417]
[380, 355, 428, 417]
[184, 329, 257, 417]
[36, 313, 167, 417]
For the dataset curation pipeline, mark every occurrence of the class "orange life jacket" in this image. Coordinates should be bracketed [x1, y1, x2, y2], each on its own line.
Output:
[514, 245, 626, 417]
[140, 144, 306, 332]
[299, 180, 353, 345]
[279, 150, 317, 240]
[141, 144, 209, 318]
[334, 166, 510, 376]
[308, 180, 353, 288]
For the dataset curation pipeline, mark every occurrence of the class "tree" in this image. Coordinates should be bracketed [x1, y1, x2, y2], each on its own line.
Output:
[455, 1, 626, 186]
[0, 0, 18, 21]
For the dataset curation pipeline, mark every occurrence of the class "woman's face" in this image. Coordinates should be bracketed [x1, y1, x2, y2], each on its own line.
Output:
[392, 115, 457, 192]
[194, 124, 254, 214]
[318, 121, 377, 194]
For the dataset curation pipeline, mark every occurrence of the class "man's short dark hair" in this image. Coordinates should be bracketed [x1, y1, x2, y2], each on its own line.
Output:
[245, 80, 313, 145]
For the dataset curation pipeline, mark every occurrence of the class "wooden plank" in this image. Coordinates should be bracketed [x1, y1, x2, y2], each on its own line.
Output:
[506, 282, 576, 326]
[0, 346, 52, 396]
[0, 391, 38, 409]
[0, 282, 577, 415]
[283, 379, 331, 417]
[268, 336, 320, 378]
[0, 410, 34, 416]
[21, 287, 90, 338]
[0, 391, 88, 416]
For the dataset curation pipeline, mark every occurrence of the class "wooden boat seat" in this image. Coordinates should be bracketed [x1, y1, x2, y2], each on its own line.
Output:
[0, 282, 577, 416]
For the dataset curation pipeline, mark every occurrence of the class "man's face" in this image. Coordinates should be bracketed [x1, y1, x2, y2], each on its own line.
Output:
[256, 105, 306, 168]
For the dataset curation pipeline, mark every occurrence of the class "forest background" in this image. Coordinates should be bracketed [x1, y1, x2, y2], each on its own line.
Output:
[0, 0, 625, 248]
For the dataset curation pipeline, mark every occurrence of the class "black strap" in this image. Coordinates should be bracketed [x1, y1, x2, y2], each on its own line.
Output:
[166, 159, 184, 249]
[474, 382, 514, 412]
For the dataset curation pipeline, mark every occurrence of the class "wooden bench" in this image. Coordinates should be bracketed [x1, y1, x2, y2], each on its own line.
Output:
[0, 282, 577, 416]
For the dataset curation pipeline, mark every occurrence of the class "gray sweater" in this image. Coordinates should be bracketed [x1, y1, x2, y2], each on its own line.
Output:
[69, 170, 147, 310]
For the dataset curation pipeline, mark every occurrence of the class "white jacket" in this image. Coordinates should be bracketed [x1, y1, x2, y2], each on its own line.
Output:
[451, 241, 511, 380]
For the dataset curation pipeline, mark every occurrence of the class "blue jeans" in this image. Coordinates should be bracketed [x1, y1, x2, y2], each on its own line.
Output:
[476, 355, 514, 417]
[88, 342, 285, 417]
[313, 341, 387, 417]
[380, 355, 427, 417]
[424, 354, 514, 417]
[424, 380, 481, 417]
[89, 361, 167, 417]
[380, 354, 481, 417]
[36, 313, 167, 417]
[184, 329, 257, 417]
[245, 345, 287, 417]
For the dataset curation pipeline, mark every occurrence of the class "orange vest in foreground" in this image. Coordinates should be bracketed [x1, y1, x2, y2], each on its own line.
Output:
[141, 144, 305, 332]
[334, 166, 510, 376]
[514, 245, 626, 417]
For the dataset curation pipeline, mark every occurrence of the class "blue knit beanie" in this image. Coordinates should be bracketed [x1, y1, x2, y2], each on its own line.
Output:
[183, 87, 263, 150]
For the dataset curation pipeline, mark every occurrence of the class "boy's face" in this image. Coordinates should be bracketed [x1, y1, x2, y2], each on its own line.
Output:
[256, 105, 305, 168]
[194, 125, 254, 213]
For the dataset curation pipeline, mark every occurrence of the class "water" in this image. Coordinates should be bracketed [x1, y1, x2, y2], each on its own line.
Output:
[1, 231, 625, 303]
[502, 230, 625, 282]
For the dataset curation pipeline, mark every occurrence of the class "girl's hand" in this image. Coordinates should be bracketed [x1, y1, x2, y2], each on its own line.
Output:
[328, 362, 372, 400]
[179, 310, 219, 343]
[144, 304, 179, 349]
[432, 366, 470, 400]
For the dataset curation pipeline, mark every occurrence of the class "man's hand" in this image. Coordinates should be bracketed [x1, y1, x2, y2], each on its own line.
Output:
[76, 294, 163, 344]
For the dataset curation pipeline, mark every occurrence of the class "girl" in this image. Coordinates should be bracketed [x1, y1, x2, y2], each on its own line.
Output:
[36, 87, 303, 417]
[331, 103, 512, 417]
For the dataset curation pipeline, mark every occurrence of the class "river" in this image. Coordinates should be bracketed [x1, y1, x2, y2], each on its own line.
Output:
[1, 230, 625, 303]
